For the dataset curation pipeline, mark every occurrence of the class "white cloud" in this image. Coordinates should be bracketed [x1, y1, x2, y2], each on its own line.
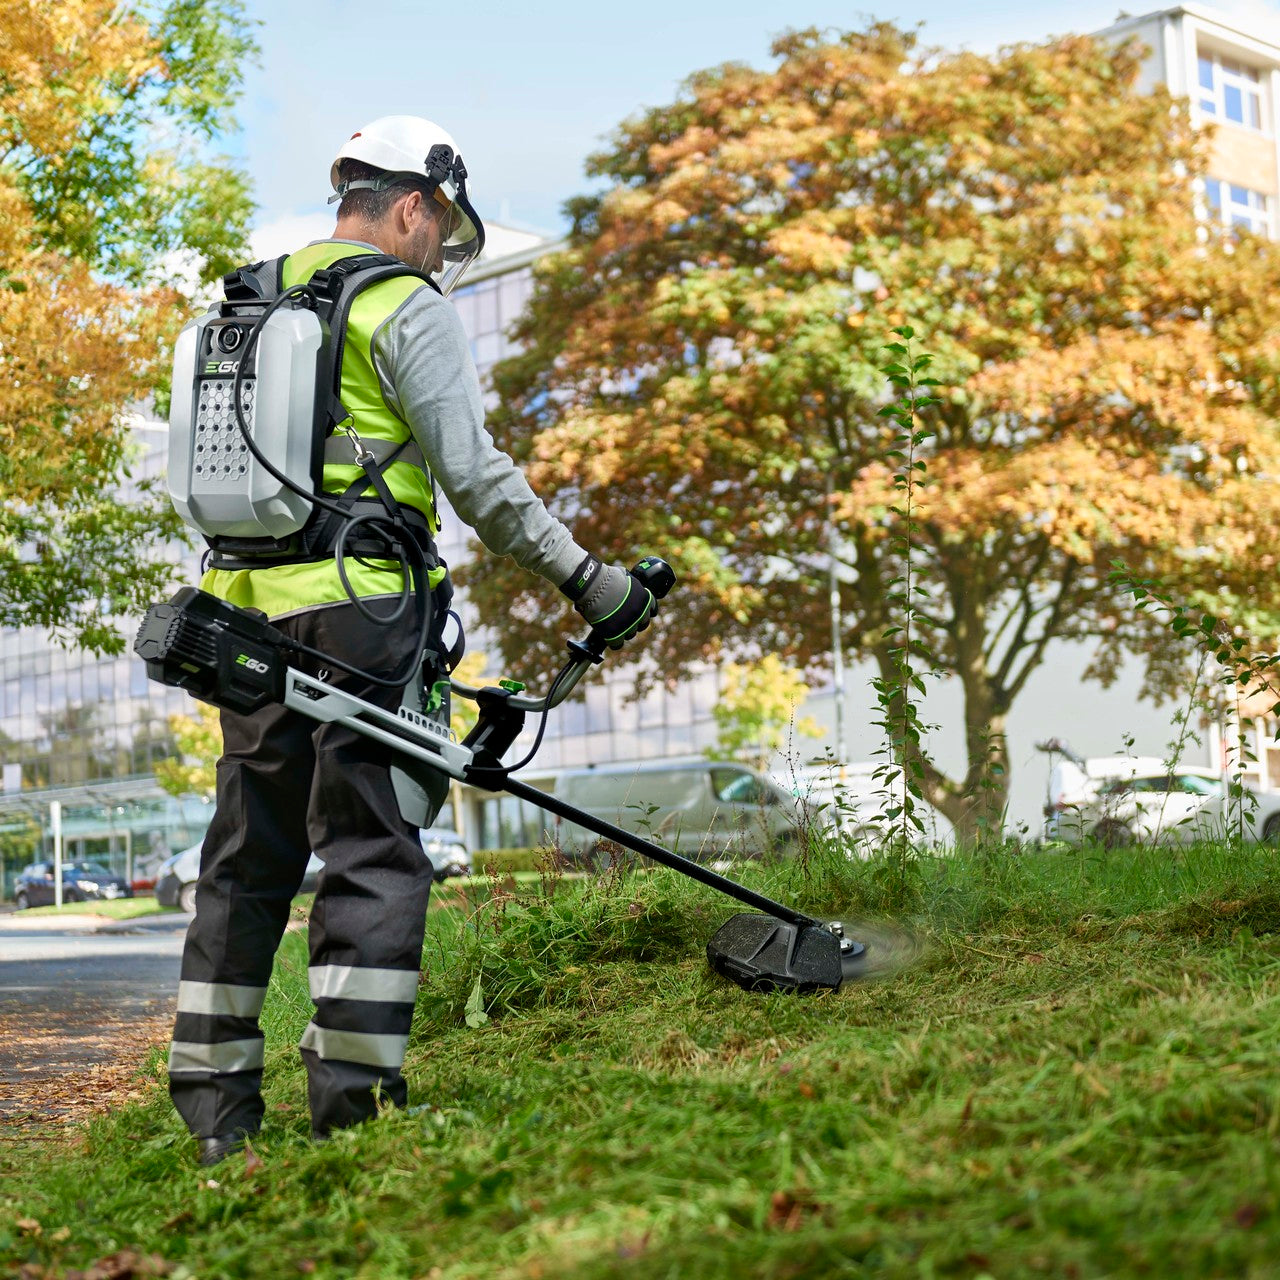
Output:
[249, 210, 334, 261]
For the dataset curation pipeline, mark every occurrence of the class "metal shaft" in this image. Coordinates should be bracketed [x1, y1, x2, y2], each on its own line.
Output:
[498, 775, 822, 928]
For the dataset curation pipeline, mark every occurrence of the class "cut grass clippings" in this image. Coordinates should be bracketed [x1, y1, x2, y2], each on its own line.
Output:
[2, 839, 1279, 1279]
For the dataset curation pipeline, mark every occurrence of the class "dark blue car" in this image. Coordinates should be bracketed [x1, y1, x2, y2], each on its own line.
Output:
[13, 860, 133, 910]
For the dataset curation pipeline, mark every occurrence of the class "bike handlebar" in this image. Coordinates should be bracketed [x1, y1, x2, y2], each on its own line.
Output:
[449, 556, 676, 714]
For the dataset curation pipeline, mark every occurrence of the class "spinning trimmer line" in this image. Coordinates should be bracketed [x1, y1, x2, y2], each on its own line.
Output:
[134, 558, 874, 993]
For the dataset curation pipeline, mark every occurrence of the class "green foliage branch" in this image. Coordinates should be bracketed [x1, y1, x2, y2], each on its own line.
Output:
[0, 0, 258, 652]
[1110, 562, 1279, 844]
[868, 329, 940, 887]
[5, 0, 258, 289]
[707, 653, 823, 772]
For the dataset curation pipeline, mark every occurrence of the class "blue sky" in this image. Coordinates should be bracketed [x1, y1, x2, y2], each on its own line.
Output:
[239, 0, 1280, 248]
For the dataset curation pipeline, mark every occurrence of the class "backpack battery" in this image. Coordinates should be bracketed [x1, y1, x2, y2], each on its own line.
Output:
[168, 302, 329, 541]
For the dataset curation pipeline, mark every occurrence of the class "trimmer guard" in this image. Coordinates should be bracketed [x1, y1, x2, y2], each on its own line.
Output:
[707, 912, 847, 994]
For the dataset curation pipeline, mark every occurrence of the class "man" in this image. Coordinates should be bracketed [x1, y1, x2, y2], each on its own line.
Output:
[168, 116, 655, 1165]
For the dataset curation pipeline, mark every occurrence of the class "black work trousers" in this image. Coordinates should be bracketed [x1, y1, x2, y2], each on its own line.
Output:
[169, 601, 433, 1140]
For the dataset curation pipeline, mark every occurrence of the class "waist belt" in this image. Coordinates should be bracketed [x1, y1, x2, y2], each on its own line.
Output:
[206, 500, 438, 572]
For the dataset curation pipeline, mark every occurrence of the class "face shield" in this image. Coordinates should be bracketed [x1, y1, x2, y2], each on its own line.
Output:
[419, 143, 484, 296]
[428, 177, 484, 296]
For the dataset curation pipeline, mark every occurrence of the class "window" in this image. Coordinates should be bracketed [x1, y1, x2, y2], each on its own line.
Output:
[1175, 774, 1224, 797]
[1205, 179, 1270, 235]
[1198, 53, 1265, 131]
[711, 767, 771, 805]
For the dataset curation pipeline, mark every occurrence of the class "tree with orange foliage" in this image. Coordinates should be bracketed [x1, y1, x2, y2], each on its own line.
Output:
[468, 21, 1280, 840]
[0, 0, 255, 651]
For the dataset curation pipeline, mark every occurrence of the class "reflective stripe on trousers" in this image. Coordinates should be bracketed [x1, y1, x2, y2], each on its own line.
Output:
[168, 982, 270, 1076]
[299, 964, 418, 1069]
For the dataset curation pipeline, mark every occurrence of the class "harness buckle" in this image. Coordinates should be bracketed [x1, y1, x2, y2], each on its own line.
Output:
[341, 423, 376, 468]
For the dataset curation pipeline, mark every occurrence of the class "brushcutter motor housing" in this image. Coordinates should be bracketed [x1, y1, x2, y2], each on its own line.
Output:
[133, 587, 293, 715]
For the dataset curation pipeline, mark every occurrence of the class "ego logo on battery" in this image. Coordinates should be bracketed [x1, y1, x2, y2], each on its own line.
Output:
[235, 654, 270, 674]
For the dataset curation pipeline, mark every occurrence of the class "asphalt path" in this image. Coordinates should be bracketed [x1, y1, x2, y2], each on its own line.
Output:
[0, 912, 190, 1124]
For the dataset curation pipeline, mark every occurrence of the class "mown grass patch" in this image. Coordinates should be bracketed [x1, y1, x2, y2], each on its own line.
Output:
[2, 841, 1279, 1279]
[8, 896, 177, 920]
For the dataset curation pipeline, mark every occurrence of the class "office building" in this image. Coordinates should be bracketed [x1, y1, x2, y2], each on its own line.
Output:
[1098, 3, 1279, 237]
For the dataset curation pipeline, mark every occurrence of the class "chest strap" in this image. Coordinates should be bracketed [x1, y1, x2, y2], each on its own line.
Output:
[322, 435, 425, 470]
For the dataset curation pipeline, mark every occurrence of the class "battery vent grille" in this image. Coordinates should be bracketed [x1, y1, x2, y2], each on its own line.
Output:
[193, 377, 256, 486]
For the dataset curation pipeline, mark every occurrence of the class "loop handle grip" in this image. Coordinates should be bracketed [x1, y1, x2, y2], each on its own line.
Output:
[584, 556, 676, 657]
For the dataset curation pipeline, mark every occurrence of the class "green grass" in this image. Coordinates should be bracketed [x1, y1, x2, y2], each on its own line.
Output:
[9, 896, 177, 920]
[3, 840, 1279, 1279]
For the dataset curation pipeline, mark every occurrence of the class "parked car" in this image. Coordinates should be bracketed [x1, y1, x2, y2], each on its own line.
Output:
[13, 860, 133, 910]
[421, 826, 471, 880]
[551, 761, 801, 865]
[1054, 765, 1280, 847]
[1037, 741, 1168, 841]
[788, 765, 951, 852]
[155, 827, 470, 913]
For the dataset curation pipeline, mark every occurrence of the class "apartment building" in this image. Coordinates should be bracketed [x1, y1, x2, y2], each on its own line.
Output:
[1095, 7, 1280, 790]
[1098, 3, 1279, 237]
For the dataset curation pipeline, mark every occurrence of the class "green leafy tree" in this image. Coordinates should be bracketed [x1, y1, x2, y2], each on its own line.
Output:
[708, 654, 822, 772]
[0, 0, 257, 651]
[154, 704, 221, 801]
[0, 814, 42, 899]
[468, 22, 1280, 841]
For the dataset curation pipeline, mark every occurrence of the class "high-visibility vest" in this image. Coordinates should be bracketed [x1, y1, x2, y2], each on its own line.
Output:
[200, 241, 448, 618]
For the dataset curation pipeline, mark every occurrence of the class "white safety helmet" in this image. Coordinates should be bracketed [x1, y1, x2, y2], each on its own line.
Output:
[330, 115, 485, 296]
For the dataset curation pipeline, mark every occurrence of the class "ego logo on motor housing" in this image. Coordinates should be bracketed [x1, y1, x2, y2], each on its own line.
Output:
[204, 360, 241, 375]
[235, 653, 270, 674]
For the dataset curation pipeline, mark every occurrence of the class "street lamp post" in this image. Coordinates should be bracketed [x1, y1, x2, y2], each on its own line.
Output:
[51, 799, 63, 909]
[826, 471, 850, 777]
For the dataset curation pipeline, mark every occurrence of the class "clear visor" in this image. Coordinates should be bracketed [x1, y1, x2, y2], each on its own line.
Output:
[429, 177, 483, 296]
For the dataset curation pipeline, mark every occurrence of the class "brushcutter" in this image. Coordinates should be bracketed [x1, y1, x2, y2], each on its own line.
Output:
[133, 558, 874, 993]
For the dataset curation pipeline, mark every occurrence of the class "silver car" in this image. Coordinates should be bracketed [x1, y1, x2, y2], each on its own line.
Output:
[155, 827, 471, 913]
[1056, 767, 1280, 847]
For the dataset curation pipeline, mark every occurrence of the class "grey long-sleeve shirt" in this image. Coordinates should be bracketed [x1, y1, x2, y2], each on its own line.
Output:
[362, 254, 586, 587]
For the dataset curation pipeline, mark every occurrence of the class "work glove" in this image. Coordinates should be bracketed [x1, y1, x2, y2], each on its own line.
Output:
[560, 554, 657, 650]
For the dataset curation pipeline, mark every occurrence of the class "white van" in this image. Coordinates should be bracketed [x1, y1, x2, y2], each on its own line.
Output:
[551, 761, 801, 865]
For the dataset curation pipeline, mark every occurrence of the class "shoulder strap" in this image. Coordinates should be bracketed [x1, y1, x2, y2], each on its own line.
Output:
[221, 255, 289, 302]
[308, 254, 439, 431]
[309, 255, 441, 531]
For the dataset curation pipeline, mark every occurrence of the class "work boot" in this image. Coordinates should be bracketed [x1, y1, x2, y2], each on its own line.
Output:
[197, 1133, 248, 1167]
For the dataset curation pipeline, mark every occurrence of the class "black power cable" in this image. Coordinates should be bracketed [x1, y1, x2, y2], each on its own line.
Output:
[500, 660, 576, 777]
